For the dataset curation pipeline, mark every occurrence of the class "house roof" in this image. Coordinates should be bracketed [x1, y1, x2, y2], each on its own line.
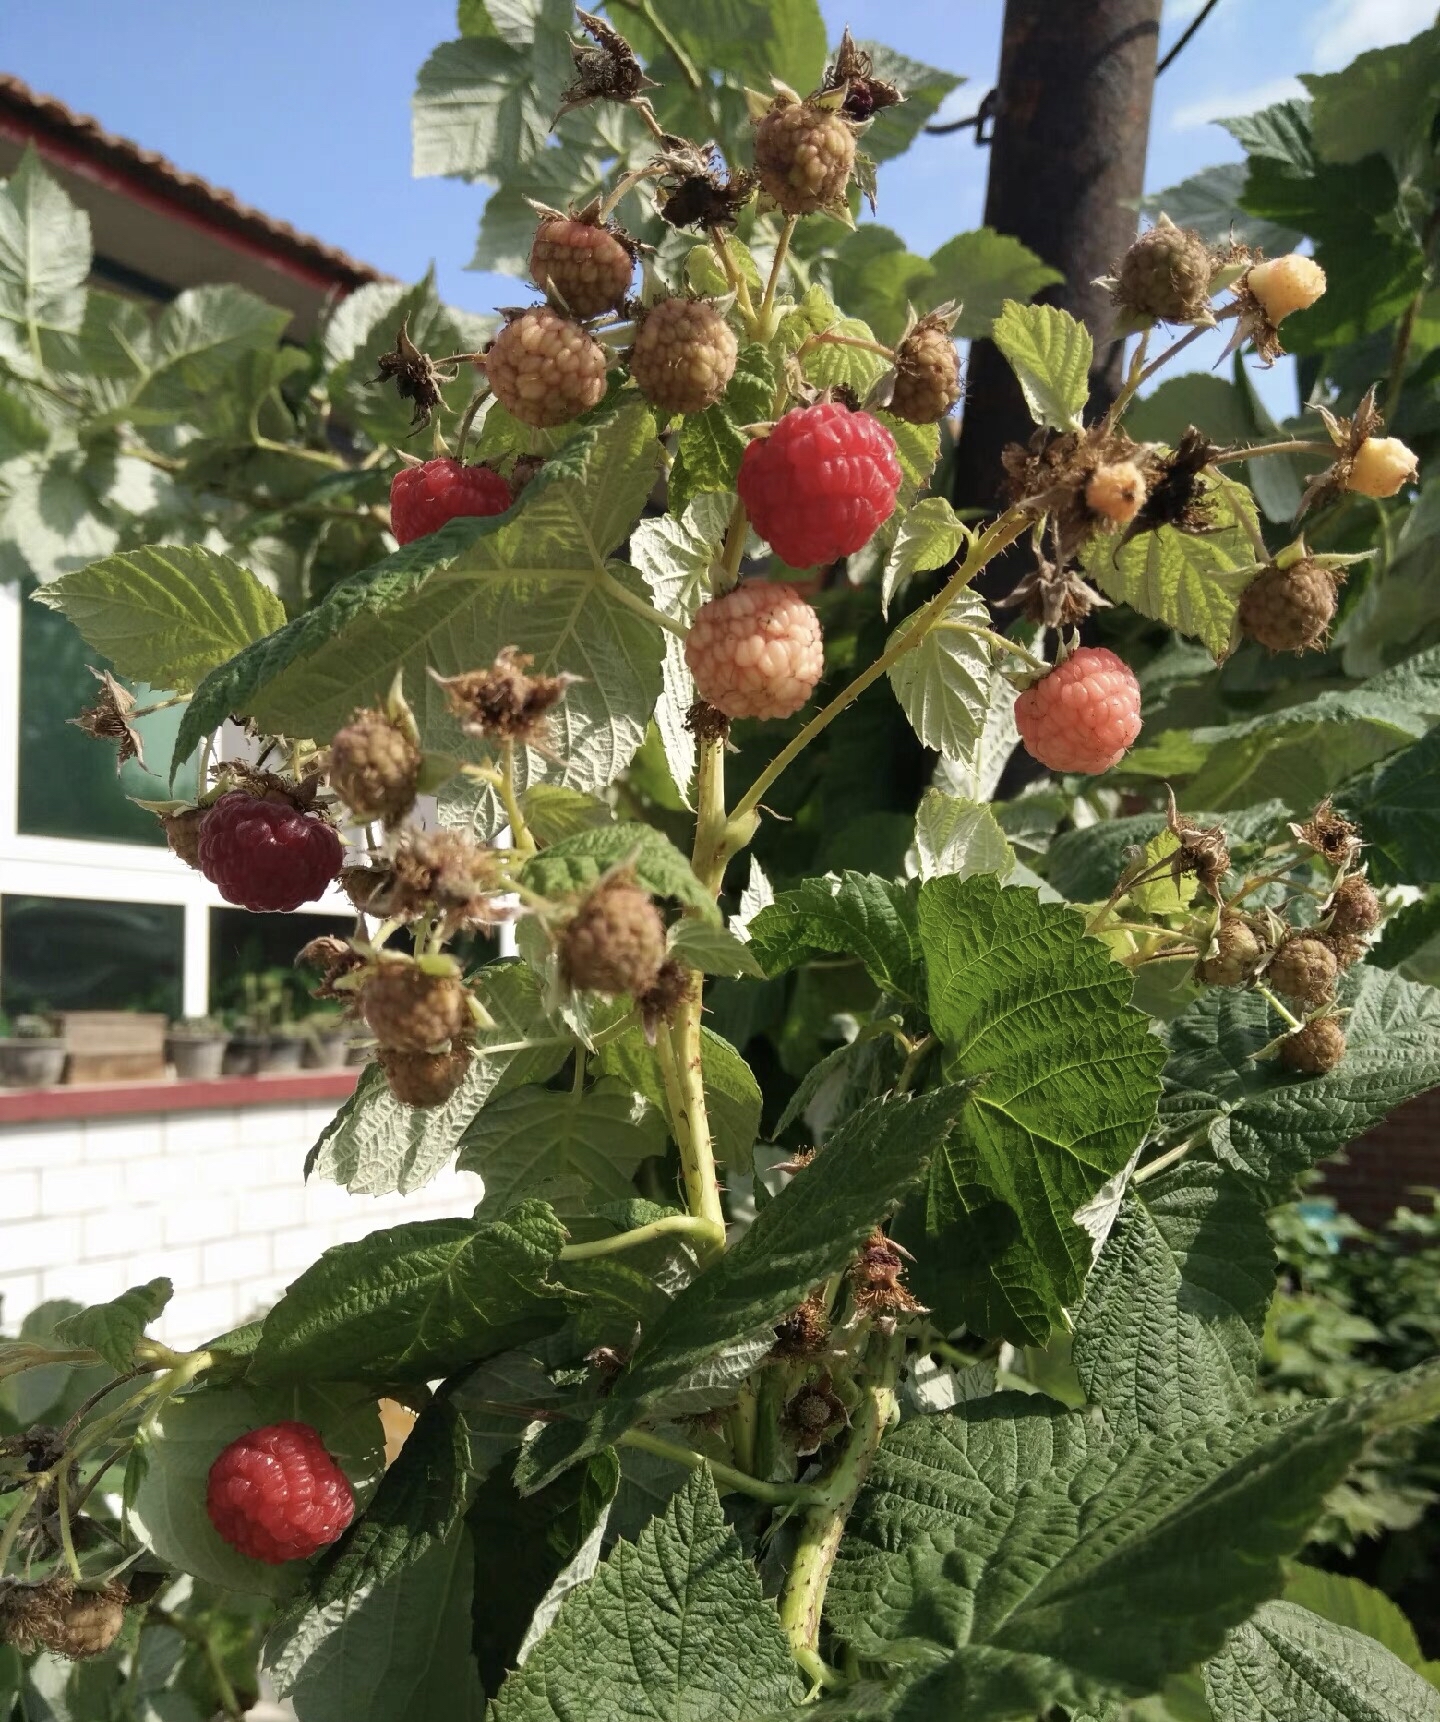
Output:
[0, 73, 384, 330]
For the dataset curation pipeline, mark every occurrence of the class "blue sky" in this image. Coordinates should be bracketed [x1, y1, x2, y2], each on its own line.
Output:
[3, 0, 1436, 414]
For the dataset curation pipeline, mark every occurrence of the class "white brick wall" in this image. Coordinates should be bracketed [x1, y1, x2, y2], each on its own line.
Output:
[0, 1098, 484, 1347]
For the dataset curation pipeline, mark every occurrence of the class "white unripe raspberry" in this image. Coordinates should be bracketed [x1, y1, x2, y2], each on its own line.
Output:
[685, 582, 823, 721]
[1245, 255, 1327, 324]
[1346, 436, 1419, 498]
[1086, 460, 1147, 526]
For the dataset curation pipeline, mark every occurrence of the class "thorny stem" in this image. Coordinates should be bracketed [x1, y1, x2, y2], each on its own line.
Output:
[757, 216, 799, 338]
[1133, 1131, 1204, 1186]
[149, 1609, 245, 1722]
[618, 1430, 822, 1507]
[669, 999, 726, 1232]
[778, 1331, 903, 1673]
[558, 1212, 724, 1263]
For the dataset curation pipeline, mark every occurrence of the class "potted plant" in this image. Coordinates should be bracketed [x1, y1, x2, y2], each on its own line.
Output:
[223, 973, 307, 1076]
[164, 1016, 230, 1081]
[0, 1012, 66, 1088]
[302, 1007, 351, 1070]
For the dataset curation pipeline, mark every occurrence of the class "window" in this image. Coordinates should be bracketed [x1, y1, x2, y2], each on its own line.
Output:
[0, 896, 183, 1016]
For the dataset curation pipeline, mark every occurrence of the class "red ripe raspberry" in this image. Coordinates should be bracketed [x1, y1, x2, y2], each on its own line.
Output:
[737, 404, 901, 568]
[389, 458, 511, 546]
[484, 307, 609, 429]
[685, 582, 823, 720]
[197, 793, 343, 913]
[1014, 647, 1143, 775]
[530, 216, 634, 319]
[206, 1422, 354, 1565]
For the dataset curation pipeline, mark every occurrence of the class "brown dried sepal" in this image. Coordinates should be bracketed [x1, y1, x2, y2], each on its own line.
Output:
[373, 319, 455, 433]
[1165, 787, 1231, 899]
[781, 1371, 850, 1458]
[655, 140, 756, 231]
[160, 806, 205, 870]
[1295, 385, 1386, 519]
[0, 1577, 130, 1660]
[430, 648, 577, 750]
[70, 668, 144, 772]
[364, 829, 504, 931]
[296, 934, 365, 1000]
[685, 698, 732, 744]
[1002, 425, 1157, 564]
[1290, 798, 1363, 870]
[1123, 427, 1221, 543]
[850, 1228, 925, 1317]
[772, 1291, 832, 1360]
[822, 27, 904, 123]
[557, 8, 658, 120]
[1000, 557, 1107, 630]
[636, 957, 690, 1041]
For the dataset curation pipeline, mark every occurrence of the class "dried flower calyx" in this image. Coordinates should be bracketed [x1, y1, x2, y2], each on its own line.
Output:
[70, 668, 144, 771]
[430, 648, 578, 749]
[557, 8, 657, 120]
[374, 320, 457, 432]
[822, 28, 903, 123]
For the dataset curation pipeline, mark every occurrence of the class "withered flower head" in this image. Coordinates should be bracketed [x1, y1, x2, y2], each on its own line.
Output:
[1165, 786, 1231, 899]
[1290, 798, 1363, 869]
[557, 8, 658, 120]
[1123, 427, 1220, 543]
[655, 140, 756, 231]
[71, 668, 143, 772]
[1295, 385, 1389, 519]
[296, 934, 364, 1000]
[374, 320, 453, 433]
[782, 1372, 850, 1458]
[850, 1228, 925, 1317]
[430, 648, 578, 750]
[1002, 424, 1155, 565]
[684, 697, 732, 744]
[340, 861, 390, 915]
[378, 828, 504, 928]
[999, 555, 1108, 630]
[771, 1290, 832, 1360]
[159, 806, 205, 870]
[822, 27, 903, 123]
[636, 956, 690, 1042]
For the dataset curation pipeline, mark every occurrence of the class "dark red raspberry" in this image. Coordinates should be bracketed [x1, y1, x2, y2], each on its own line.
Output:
[389, 458, 512, 547]
[737, 403, 901, 568]
[530, 215, 634, 319]
[197, 793, 342, 913]
[206, 1421, 354, 1565]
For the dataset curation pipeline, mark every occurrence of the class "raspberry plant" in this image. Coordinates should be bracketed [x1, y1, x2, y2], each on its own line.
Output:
[5, 8, 1440, 1722]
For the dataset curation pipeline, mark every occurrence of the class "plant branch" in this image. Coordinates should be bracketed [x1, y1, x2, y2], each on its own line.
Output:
[1215, 438, 1334, 465]
[758, 217, 799, 338]
[498, 740, 536, 858]
[559, 1212, 724, 1262]
[619, 1430, 821, 1505]
[598, 566, 689, 638]
[149, 1609, 245, 1721]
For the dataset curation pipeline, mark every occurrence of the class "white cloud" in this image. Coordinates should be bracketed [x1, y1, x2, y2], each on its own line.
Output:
[1170, 76, 1306, 131]
[1310, 0, 1439, 71]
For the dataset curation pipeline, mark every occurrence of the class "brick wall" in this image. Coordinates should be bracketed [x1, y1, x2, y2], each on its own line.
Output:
[1321, 1088, 1440, 1231]
[0, 1097, 483, 1346]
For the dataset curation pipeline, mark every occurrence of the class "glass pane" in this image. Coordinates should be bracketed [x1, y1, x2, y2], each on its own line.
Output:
[17, 578, 198, 844]
[0, 897, 183, 1016]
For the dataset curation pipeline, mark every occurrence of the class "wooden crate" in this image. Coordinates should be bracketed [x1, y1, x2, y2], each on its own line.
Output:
[60, 1012, 167, 1084]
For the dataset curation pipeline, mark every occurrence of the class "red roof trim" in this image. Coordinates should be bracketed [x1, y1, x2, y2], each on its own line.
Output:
[0, 1070, 359, 1125]
[0, 74, 383, 294]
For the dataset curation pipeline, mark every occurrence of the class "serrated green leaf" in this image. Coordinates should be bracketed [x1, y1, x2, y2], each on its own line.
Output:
[1143, 162, 1302, 255]
[519, 783, 614, 845]
[308, 962, 571, 1196]
[1083, 475, 1261, 659]
[309, 1397, 472, 1608]
[853, 43, 963, 163]
[491, 1471, 798, 1720]
[0, 148, 90, 356]
[120, 285, 291, 425]
[33, 548, 286, 694]
[1159, 965, 1440, 1196]
[991, 300, 1092, 432]
[1282, 1567, 1437, 1687]
[930, 229, 1063, 341]
[830, 1394, 1377, 1721]
[131, 1384, 384, 1597]
[672, 343, 774, 513]
[458, 1079, 666, 1215]
[1303, 27, 1440, 176]
[518, 1087, 969, 1490]
[1339, 725, 1440, 886]
[747, 871, 924, 1001]
[1074, 1162, 1274, 1436]
[264, 1525, 484, 1722]
[667, 919, 766, 978]
[904, 875, 1166, 1344]
[519, 821, 720, 922]
[881, 495, 968, 616]
[252, 1200, 568, 1386]
[886, 583, 995, 762]
[824, 225, 936, 346]
[914, 790, 1015, 882]
[595, 1023, 762, 1177]
[1204, 1601, 1440, 1722]
[52, 1279, 172, 1374]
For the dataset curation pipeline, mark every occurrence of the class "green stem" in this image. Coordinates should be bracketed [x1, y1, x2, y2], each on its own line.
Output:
[149, 1609, 244, 1721]
[618, 1430, 820, 1507]
[1215, 439, 1334, 465]
[559, 1213, 724, 1263]
[754, 1362, 790, 1487]
[729, 1379, 759, 1475]
[252, 436, 348, 470]
[1257, 983, 1304, 1033]
[757, 216, 799, 338]
[54, 1466, 82, 1582]
[0, 1484, 36, 1576]
[668, 1001, 726, 1232]
[598, 567, 689, 639]
[1133, 1132, 1203, 1186]
[612, 0, 703, 89]
[709, 227, 760, 337]
[498, 741, 537, 858]
[732, 509, 1030, 830]
[893, 1033, 936, 1096]
[716, 494, 749, 591]
[777, 1331, 903, 1668]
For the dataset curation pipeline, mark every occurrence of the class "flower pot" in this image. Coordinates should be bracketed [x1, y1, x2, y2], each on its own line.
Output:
[303, 1026, 350, 1070]
[258, 1033, 306, 1075]
[345, 1031, 372, 1067]
[166, 1032, 229, 1081]
[0, 1037, 66, 1088]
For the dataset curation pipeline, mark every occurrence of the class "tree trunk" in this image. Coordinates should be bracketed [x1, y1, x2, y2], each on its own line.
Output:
[953, 0, 1164, 557]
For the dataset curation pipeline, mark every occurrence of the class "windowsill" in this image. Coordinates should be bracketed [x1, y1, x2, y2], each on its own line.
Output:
[0, 1068, 361, 1124]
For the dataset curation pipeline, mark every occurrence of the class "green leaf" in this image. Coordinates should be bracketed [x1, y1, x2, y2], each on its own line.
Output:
[667, 919, 766, 978]
[624, 0, 826, 102]
[264, 1525, 484, 1722]
[309, 1397, 472, 1608]
[747, 871, 924, 1001]
[1159, 965, 1440, 1196]
[491, 1470, 798, 1720]
[519, 821, 720, 922]
[991, 300, 1092, 432]
[457, 1079, 666, 1215]
[1282, 1567, 1437, 1687]
[881, 495, 968, 616]
[1339, 725, 1440, 885]
[33, 548, 286, 694]
[130, 1384, 384, 1597]
[0, 148, 90, 356]
[1303, 27, 1440, 178]
[52, 1279, 172, 1374]
[120, 286, 291, 425]
[1073, 1162, 1275, 1436]
[671, 343, 774, 512]
[825, 225, 937, 346]
[252, 1200, 568, 1386]
[595, 1023, 762, 1177]
[519, 783, 614, 845]
[886, 584, 996, 763]
[1204, 1601, 1440, 1722]
[1083, 475, 1261, 660]
[914, 790, 1015, 882]
[1124, 374, 1256, 450]
[307, 962, 571, 1197]
[412, 6, 577, 182]
[1144, 162, 1302, 255]
[905, 875, 1166, 1344]
[518, 1087, 969, 1490]
[829, 1395, 1375, 1721]
[930, 230, 1063, 341]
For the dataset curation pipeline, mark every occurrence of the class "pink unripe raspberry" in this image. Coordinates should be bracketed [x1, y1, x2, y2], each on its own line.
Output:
[1013, 646, 1143, 775]
[1245, 255, 1326, 324]
[629, 297, 738, 416]
[484, 307, 608, 428]
[206, 1421, 354, 1565]
[529, 216, 634, 319]
[1086, 460, 1147, 526]
[737, 403, 902, 568]
[1346, 436, 1418, 498]
[686, 582, 823, 721]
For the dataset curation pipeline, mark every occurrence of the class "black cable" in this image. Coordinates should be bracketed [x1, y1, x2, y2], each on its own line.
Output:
[1156, 0, 1222, 75]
